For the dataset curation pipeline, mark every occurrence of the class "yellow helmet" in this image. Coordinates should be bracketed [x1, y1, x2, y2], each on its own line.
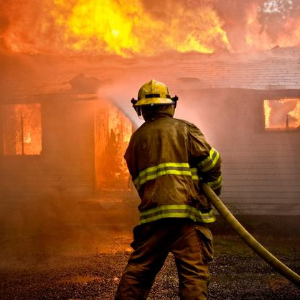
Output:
[131, 80, 178, 107]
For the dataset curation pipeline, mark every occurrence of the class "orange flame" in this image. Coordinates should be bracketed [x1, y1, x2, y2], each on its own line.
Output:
[276, 18, 300, 48]
[244, 1, 300, 51]
[264, 100, 272, 128]
[245, 3, 272, 51]
[2, 1, 300, 56]
[94, 100, 131, 190]
[2, 104, 42, 155]
[2, 0, 230, 56]
[264, 99, 300, 130]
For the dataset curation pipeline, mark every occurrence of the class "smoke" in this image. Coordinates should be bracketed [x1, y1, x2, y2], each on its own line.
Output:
[142, 0, 300, 52]
[96, 75, 236, 145]
[0, 3, 10, 50]
[0, 194, 136, 269]
[213, 0, 300, 50]
[97, 79, 211, 132]
[97, 81, 144, 128]
[0, 1, 299, 268]
[267, 99, 299, 128]
[258, 0, 300, 41]
[0, 58, 141, 265]
[96, 78, 221, 146]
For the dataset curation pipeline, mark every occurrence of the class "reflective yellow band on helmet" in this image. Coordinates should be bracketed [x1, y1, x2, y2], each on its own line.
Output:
[134, 163, 194, 190]
[197, 148, 220, 172]
[207, 175, 223, 191]
[139, 204, 216, 224]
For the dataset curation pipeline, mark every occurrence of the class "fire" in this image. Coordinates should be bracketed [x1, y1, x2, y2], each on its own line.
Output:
[264, 99, 300, 130]
[1, 0, 300, 56]
[264, 100, 272, 128]
[245, 4, 300, 51]
[243, 0, 300, 51]
[245, 3, 272, 50]
[1, 0, 230, 56]
[94, 100, 131, 190]
[2, 104, 42, 155]
[288, 99, 300, 127]
[276, 18, 300, 48]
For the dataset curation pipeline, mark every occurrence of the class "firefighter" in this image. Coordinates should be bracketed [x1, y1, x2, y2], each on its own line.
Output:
[115, 80, 222, 300]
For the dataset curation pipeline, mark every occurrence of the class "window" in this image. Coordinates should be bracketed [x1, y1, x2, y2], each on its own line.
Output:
[263, 98, 300, 130]
[2, 103, 42, 155]
[94, 101, 132, 190]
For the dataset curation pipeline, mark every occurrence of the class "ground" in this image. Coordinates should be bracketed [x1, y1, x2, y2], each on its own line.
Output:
[0, 207, 299, 299]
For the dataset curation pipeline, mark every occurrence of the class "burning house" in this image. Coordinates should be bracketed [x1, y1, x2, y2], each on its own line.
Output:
[0, 64, 133, 201]
[0, 0, 300, 217]
[1, 47, 300, 217]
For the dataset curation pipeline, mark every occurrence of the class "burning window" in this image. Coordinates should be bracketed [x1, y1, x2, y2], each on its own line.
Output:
[94, 101, 132, 190]
[263, 99, 300, 130]
[2, 104, 42, 155]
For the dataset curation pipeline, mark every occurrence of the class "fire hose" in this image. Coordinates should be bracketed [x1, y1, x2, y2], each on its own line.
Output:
[201, 183, 300, 287]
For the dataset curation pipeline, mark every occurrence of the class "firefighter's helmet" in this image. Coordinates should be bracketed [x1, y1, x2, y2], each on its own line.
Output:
[131, 80, 178, 108]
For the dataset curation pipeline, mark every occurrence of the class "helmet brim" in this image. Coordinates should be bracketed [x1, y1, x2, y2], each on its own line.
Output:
[134, 97, 174, 106]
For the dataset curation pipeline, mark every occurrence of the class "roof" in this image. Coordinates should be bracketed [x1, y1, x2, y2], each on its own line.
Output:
[1, 46, 300, 102]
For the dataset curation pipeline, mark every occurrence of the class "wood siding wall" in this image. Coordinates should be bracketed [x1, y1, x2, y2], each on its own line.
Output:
[0, 98, 95, 202]
[1, 89, 299, 215]
[180, 89, 300, 215]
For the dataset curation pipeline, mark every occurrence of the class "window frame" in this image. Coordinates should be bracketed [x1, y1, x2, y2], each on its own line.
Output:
[0, 102, 43, 156]
[262, 98, 300, 132]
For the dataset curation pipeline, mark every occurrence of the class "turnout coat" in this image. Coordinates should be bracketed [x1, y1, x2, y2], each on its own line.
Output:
[125, 112, 222, 225]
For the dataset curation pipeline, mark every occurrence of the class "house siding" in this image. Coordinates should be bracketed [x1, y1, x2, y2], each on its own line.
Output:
[179, 89, 300, 215]
[0, 98, 96, 201]
[1, 48, 300, 214]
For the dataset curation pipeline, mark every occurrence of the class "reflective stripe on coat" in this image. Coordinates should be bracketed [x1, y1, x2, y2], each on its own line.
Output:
[124, 114, 222, 224]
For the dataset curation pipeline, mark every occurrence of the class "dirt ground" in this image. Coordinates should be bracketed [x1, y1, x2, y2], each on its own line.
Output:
[0, 213, 299, 300]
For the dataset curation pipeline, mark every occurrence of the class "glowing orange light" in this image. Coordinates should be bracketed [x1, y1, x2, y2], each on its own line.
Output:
[94, 100, 131, 190]
[3, 0, 230, 56]
[2, 1, 300, 56]
[2, 104, 42, 155]
[264, 99, 300, 130]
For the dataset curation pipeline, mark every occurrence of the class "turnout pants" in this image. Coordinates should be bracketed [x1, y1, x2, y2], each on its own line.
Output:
[115, 218, 214, 300]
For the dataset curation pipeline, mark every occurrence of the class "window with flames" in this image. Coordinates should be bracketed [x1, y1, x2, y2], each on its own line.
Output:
[263, 99, 300, 130]
[94, 101, 132, 191]
[2, 103, 42, 155]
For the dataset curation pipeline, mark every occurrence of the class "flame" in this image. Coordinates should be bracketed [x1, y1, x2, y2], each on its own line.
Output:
[245, 3, 281, 51]
[288, 99, 300, 128]
[264, 99, 300, 130]
[276, 18, 300, 48]
[94, 100, 131, 190]
[244, 1, 300, 51]
[2, 0, 230, 56]
[2, 104, 42, 155]
[245, 4, 271, 50]
[2, 0, 300, 56]
[24, 133, 32, 144]
[264, 100, 272, 128]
